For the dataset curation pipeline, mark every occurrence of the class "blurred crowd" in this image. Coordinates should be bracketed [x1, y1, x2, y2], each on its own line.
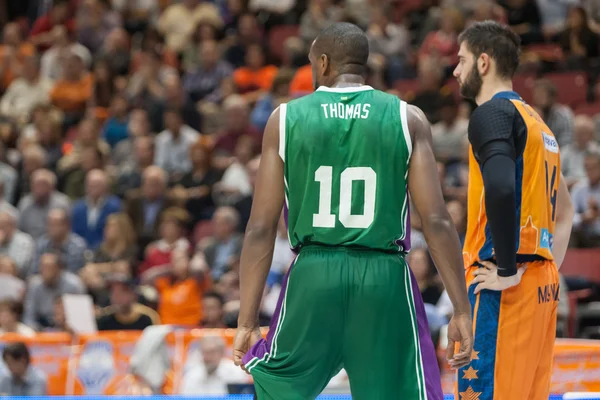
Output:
[0, 0, 599, 394]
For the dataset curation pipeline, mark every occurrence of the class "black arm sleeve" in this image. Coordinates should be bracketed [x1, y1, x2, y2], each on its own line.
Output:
[469, 99, 520, 277]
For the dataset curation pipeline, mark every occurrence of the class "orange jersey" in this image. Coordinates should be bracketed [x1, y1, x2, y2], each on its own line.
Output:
[463, 92, 560, 268]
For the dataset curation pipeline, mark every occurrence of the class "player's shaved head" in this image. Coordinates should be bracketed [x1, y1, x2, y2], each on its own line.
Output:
[309, 22, 369, 89]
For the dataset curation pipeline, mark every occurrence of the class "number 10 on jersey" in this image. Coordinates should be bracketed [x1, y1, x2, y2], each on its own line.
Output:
[312, 166, 377, 229]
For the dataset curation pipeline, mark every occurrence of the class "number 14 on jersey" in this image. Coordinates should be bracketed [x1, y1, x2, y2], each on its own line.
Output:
[313, 166, 377, 229]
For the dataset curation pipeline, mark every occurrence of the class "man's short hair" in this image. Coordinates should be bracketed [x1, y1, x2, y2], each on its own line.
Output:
[203, 290, 225, 306]
[2, 342, 30, 363]
[458, 21, 521, 79]
[312, 22, 370, 76]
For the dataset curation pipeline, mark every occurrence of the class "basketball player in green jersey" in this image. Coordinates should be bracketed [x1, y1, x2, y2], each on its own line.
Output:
[233, 23, 472, 400]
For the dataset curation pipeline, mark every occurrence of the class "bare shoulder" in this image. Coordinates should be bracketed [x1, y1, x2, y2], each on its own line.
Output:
[406, 104, 432, 144]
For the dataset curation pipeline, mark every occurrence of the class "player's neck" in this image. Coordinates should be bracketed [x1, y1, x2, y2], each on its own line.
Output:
[329, 74, 365, 88]
[475, 79, 514, 105]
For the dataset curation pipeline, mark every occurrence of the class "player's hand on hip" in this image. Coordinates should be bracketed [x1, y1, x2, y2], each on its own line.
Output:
[446, 313, 473, 370]
[233, 326, 262, 373]
[472, 261, 527, 294]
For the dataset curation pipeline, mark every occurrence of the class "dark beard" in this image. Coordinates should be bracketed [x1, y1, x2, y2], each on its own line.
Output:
[460, 67, 483, 100]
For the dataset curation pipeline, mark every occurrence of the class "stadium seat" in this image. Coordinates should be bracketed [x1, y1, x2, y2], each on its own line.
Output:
[268, 25, 299, 62]
[575, 101, 600, 117]
[512, 74, 536, 103]
[561, 249, 600, 283]
[193, 220, 214, 244]
[523, 44, 564, 63]
[545, 72, 588, 107]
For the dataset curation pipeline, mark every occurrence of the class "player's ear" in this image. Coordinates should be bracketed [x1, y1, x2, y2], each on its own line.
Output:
[478, 53, 491, 75]
[320, 54, 330, 75]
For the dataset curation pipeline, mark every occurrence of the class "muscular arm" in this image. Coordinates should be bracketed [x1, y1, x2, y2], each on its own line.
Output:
[553, 173, 574, 268]
[407, 105, 469, 315]
[237, 107, 285, 328]
[469, 100, 519, 278]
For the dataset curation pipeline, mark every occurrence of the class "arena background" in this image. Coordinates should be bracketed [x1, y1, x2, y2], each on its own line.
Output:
[0, 0, 600, 398]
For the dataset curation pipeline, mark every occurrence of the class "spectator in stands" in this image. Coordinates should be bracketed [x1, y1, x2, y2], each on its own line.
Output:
[183, 40, 233, 104]
[62, 146, 106, 200]
[233, 156, 259, 232]
[419, 7, 463, 75]
[0, 23, 36, 93]
[199, 206, 243, 281]
[268, 213, 294, 288]
[90, 59, 117, 113]
[299, 0, 342, 44]
[233, 43, 278, 98]
[40, 24, 92, 81]
[23, 250, 85, 330]
[224, 13, 263, 68]
[49, 52, 93, 124]
[537, 0, 576, 39]
[71, 169, 121, 249]
[29, 116, 63, 172]
[96, 27, 131, 77]
[214, 95, 261, 158]
[0, 181, 18, 217]
[0, 142, 17, 205]
[154, 107, 200, 182]
[500, 0, 544, 45]
[0, 300, 34, 336]
[366, 5, 411, 84]
[172, 140, 222, 224]
[179, 335, 248, 395]
[143, 247, 212, 326]
[407, 247, 442, 305]
[250, 70, 293, 131]
[57, 117, 109, 175]
[16, 145, 47, 201]
[103, 95, 130, 148]
[431, 95, 468, 164]
[125, 166, 176, 251]
[157, 0, 223, 53]
[33, 208, 87, 274]
[96, 273, 159, 331]
[114, 0, 160, 35]
[126, 49, 175, 111]
[0, 210, 34, 277]
[411, 56, 447, 124]
[585, 0, 600, 33]
[532, 78, 574, 147]
[0, 342, 47, 395]
[112, 108, 152, 170]
[140, 207, 191, 275]
[79, 213, 137, 307]
[215, 135, 257, 205]
[201, 291, 226, 328]
[467, 0, 508, 25]
[0, 55, 53, 124]
[75, 0, 122, 54]
[562, 115, 599, 189]
[0, 256, 25, 302]
[558, 6, 600, 70]
[117, 136, 155, 198]
[447, 199, 467, 245]
[571, 150, 600, 247]
[29, 0, 75, 50]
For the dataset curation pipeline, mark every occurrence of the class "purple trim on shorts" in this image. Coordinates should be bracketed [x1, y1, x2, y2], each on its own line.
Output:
[395, 204, 412, 252]
[242, 257, 296, 366]
[409, 268, 444, 400]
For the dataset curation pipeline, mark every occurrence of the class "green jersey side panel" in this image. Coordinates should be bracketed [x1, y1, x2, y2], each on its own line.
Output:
[281, 86, 412, 252]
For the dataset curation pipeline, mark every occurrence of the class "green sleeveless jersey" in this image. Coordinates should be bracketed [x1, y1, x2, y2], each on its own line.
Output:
[280, 85, 412, 253]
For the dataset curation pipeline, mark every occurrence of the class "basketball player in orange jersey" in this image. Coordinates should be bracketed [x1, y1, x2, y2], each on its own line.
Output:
[453, 21, 575, 400]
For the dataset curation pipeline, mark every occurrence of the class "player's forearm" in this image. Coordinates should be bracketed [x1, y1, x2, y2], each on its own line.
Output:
[421, 215, 470, 315]
[481, 156, 517, 277]
[553, 177, 574, 268]
[237, 223, 278, 328]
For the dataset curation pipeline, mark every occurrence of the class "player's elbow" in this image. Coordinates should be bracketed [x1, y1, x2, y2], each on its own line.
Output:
[485, 180, 515, 207]
[421, 213, 455, 237]
[245, 219, 277, 241]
